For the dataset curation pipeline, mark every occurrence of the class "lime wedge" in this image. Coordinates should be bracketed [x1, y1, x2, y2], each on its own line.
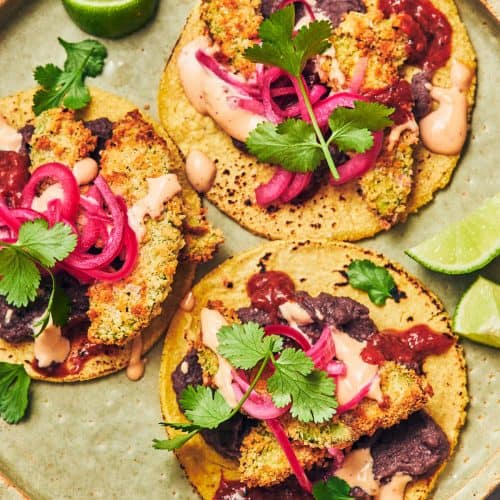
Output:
[406, 193, 500, 274]
[453, 276, 500, 348]
[61, 0, 159, 39]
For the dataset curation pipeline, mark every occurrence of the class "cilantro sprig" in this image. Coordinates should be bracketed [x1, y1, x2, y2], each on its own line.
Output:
[312, 476, 354, 500]
[33, 38, 107, 115]
[244, 6, 393, 178]
[0, 219, 77, 334]
[347, 259, 397, 306]
[154, 322, 337, 451]
[0, 362, 31, 424]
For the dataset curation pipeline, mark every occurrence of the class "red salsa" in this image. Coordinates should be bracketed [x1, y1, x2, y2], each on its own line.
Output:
[31, 322, 119, 378]
[363, 79, 414, 125]
[0, 151, 30, 207]
[379, 0, 452, 71]
[361, 324, 455, 366]
[247, 271, 295, 314]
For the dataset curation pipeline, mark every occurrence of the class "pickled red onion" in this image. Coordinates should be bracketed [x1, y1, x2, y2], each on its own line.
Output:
[231, 370, 290, 419]
[329, 131, 384, 185]
[255, 168, 293, 206]
[195, 50, 260, 97]
[267, 418, 313, 493]
[306, 326, 335, 370]
[64, 175, 125, 270]
[264, 324, 311, 351]
[21, 163, 80, 220]
[335, 374, 379, 415]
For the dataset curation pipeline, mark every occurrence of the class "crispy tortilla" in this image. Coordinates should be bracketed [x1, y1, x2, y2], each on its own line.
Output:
[0, 87, 215, 381]
[159, 0, 476, 241]
[159, 240, 467, 499]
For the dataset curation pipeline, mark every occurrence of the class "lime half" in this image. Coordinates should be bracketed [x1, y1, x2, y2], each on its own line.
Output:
[62, 0, 159, 39]
[406, 193, 500, 274]
[453, 276, 500, 348]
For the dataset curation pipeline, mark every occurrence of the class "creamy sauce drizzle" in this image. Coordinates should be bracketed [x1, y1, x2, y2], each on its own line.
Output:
[31, 183, 65, 213]
[180, 291, 195, 312]
[185, 150, 216, 193]
[128, 174, 181, 241]
[335, 449, 412, 500]
[419, 60, 473, 155]
[387, 119, 418, 151]
[126, 334, 145, 381]
[332, 330, 383, 406]
[378, 473, 412, 500]
[0, 116, 22, 152]
[73, 157, 98, 185]
[34, 320, 70, 368]
[335, 448, 379, 495]
[279, 301, 313, 330]
[4, 308, 13, 325]
[200, 308, 238, 407]
[178, 37, 265, 142]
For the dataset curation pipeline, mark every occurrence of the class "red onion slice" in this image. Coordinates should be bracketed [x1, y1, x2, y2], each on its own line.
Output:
[267, 418, 313, 493]
[335, 373, 379, 415]
[196, 50, 261, 98]
[326, 360, 346, 377]
[279, 172, 312, 202]
[21, 162, 80, 220]
[255, 168, 294, 206]
[78, 226, 138, 282]
[306, 326, 336, 370]
[329, 131, 384, 186]
[313, 91, 367, 128]
[64, 175, 125, 270]
[264, 324, 312, 351]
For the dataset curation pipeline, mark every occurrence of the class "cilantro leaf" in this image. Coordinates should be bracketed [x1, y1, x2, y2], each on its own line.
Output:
[268, 349, 337, 422]
[244, 5, 331, 77]
[328, 101, 394, 153]
[51, 282, 71, 327]
[0, 220, 76, 308]
[0, 247, 40, 308]
[33, 63, 62, 89]
[33, 38, 107, 115]
[313, 476, 353, 500]
[180, 386, 232, 429]
[152, 432, 198, 451]
[0, 362, 31, 424]
[217, 322, 282, 369]
[16, 220, 77, 268]
[293, 20, 332, 70]
[347, 259, 396, 306]
[246, 120, 324, 173]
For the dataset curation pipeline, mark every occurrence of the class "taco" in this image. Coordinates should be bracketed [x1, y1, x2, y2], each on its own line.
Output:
[0, 87, 223, 382]
[159, 240, 467, 499]
[159, 0, 476, 241]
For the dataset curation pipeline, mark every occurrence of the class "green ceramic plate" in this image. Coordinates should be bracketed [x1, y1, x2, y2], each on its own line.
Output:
[0, 0, 499, 498]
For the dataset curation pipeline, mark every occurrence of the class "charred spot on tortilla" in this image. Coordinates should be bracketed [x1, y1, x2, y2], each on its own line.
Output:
[0, 87, 222, 382]
[158, 240, 467, 499]
[159, 0, 476, 240]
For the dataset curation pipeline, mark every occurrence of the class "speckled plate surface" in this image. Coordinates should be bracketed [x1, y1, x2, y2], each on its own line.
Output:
[0, 1, 499, 499]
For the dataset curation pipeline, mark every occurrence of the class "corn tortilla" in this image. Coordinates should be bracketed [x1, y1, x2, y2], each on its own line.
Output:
[159, 0, 476, 241]
[159, 240, 467, 499]
[0, 88, 201, 381]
